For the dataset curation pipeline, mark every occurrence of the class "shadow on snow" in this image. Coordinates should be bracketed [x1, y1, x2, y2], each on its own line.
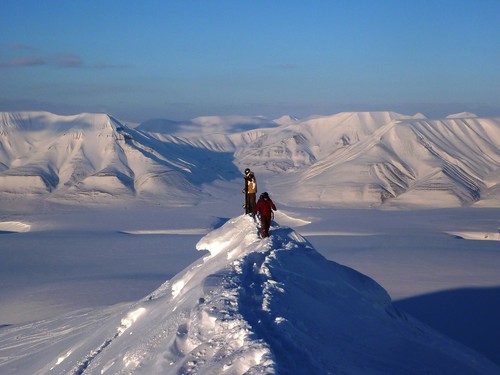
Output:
[394, 286, 500, 366]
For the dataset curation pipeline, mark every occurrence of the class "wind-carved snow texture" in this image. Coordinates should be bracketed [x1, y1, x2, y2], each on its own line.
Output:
[1, 215, 498, 374]
[1, 110, 499, 207]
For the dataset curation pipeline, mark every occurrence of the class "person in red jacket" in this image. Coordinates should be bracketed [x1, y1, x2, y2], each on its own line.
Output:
[254, 192, 277, 238]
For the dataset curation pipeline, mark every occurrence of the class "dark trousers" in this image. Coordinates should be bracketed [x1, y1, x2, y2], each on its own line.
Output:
[248, 193, 256, 214]
[260, 215, 272, 237]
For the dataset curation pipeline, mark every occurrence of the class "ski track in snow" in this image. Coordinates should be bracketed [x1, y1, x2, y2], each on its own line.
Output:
[72, 307, 147, 374]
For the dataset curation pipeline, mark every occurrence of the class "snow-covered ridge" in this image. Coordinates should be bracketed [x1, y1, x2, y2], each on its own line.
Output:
[0, 215, 497, 374]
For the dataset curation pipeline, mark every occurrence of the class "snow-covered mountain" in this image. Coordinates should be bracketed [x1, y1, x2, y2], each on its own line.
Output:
[1, 216, 497, 374]
[235, 111, 414, 171]
[0, 112, 238, 204]
[263, 113, 500, 207]
[1, 110, 499, 208]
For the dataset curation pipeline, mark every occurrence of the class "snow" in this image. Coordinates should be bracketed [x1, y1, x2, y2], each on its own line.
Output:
[1, 213, 498, 374]
[447, 231, 500, 241]
[2, 110, 499, 208]
[0, 221, 31, 233]
[135, 115, 279, 137]
[121, 229, 208, 235]
[447, 112, 478, 118]
[0, 110, 500, 373]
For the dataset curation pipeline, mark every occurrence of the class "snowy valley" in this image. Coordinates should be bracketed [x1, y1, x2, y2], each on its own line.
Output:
[0, 110, 499, 374]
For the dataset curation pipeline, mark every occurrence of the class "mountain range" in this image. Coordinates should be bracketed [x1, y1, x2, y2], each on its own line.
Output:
[1, 110, 499, 208]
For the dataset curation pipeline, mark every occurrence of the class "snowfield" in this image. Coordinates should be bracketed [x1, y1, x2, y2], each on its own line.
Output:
[0, 110, 499, 373]
[1, 215, 498, 374]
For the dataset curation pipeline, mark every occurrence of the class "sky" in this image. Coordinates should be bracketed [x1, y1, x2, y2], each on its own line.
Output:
[1, 0, 499, 122]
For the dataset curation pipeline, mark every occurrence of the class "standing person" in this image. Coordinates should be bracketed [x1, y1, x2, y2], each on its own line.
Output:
[254, 192, 277, 238]
[243, 168, 257, 215]
[247, 171, 257, 215]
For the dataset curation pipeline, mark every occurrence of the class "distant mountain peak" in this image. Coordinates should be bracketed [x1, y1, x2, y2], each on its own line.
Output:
[273, 115, 300, 125]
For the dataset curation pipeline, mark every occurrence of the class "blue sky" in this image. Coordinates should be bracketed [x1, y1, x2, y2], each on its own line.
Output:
[1, 0, 499, 121]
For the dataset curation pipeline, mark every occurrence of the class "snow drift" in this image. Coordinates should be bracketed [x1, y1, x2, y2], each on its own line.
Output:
[0, 216, 497, 374]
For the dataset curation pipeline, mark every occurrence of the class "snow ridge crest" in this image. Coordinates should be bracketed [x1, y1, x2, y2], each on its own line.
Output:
[134, 215, 396, 374]
[137, 215, 496, 374]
